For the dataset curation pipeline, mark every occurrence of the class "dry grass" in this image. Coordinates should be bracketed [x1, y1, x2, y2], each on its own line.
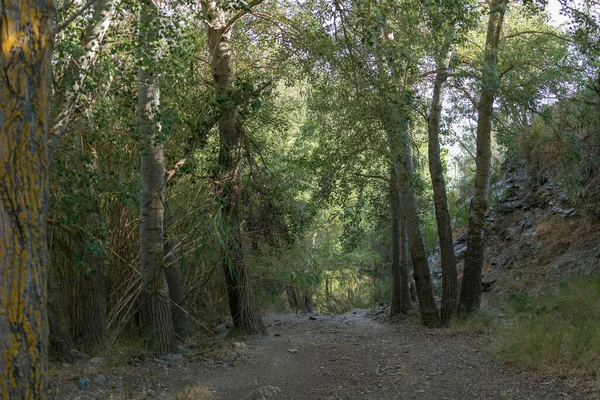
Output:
[172, 386, 214, 400]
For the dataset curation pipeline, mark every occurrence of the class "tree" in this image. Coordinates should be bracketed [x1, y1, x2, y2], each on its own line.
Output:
[138, 0, 176, 354]
[0, 0, 55, 397]
[459, 0, 509, 314]
[202, 0, 268, 335]
[428, 32, 458, 325]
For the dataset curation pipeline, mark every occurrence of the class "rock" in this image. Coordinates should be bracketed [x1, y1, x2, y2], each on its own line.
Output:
[78, 377, 89, 391]
[287, 348, 299, 354]
[89, 357, 104, 367]
[94, 375, 107, 384]
[159, 353, 184, 361]
[70, 349, 90, 363]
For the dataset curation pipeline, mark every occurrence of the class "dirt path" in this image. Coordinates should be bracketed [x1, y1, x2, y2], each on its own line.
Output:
[49, 311, 598, 400]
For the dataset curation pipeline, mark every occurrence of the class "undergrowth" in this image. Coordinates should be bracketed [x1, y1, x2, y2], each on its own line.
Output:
[496, 275, 600, 378]
[451, 274, 600, 379]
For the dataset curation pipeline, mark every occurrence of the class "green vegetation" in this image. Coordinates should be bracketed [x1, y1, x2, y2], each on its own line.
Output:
[497, 275, 600, 377]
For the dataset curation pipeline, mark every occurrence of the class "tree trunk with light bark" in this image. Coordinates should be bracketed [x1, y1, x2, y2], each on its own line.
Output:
[138, 0, 176, 354]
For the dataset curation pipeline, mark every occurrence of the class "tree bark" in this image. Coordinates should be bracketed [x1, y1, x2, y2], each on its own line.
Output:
[459, 0, 508, 315]
[0, 0, 54, 397]
[427, 33, 458, 325]
[203, 0, 267, 336]
[390, 120, 441, 328]
[81, 238, 107, 352]
[48, 263, 74, 363]
[164, 199, 192, 338]
[138, 0, 176, 354]
[389, 167, 411, 317]
[49, 0, 118, 158]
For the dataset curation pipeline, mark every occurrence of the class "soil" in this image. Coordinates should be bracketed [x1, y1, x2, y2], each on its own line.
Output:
[48, 311, 599, 400]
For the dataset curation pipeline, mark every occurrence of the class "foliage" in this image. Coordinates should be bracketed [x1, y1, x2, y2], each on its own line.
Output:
[496, 274, 600, 377]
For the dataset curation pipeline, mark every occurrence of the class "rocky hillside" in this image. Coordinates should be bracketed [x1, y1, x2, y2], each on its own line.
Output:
[433, 168, 600, 301]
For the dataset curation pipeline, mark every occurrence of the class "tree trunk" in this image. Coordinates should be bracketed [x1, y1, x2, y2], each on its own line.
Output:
[459, 0, 508, 315]
[390, 120, 441, 328]
[203, 0, 267, 336]
[0, 0, 54, 397]
[48, 263, 74, 363]
[389, 167, 411, 317]
[399, 217, 412, 312]
[138, 1, 176, 354]
[164, 199, 192, 338]
[302, 293, 314, 314]
[81, 241, 107, 352]
[427, 33, 458, 325]
[49, 0, 118, 157]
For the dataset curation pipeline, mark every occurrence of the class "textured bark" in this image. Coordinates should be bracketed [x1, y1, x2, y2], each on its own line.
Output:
[285, 286, 300, 312]
[389, 168, 411, 317]
[81, 245, 107, 352]
[203, 0, 267, 336]
[48, 264, 74, 363]
[164, 199, 192, 338]
[302, 293, 314, 314]
[427, 34, 457, 325]
[390, 121, 441, 328]
[459, 0, 508, 315]
[138, 1, 176, 354]
[49, 0, 118, 157]
[0, 0, 54, 397]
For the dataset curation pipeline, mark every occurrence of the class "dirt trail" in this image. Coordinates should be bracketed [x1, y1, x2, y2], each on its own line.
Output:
[49, 311, 598, 400]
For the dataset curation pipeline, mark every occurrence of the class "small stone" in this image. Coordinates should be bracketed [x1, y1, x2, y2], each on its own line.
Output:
[287, 348, 299, 354]
[89, 357, 104, 367]
[94, 375, 107, 384]
[159, 353, 183, 361]
[78, 377, 89, 391]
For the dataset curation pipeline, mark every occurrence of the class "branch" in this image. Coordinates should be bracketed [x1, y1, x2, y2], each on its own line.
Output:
[504, 30, 571, 42]
[56, 0, 99, 34]
[47, 218, 79, 238]
[352, 172, 390, 182]
[225, 0, 265, 32]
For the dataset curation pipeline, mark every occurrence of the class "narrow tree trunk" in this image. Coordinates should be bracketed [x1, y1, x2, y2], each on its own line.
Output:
[203, 0, 267, 336]
[389, 167, 411, 317]
[49, 0, 119, 157]
[427, 33, 458, 325]
[459, 0, 508, 315]
[399, 217, 412, 312]
[285, 286, 299, 312]
[302, 293, 314, 314]
[81, 244, 107, 352]
[164, 199, 192, 338]
[0, 1, 54, 397]
[390, 121, 441, 328]
[138, 1, 176, 354]
[48, 263, 74, 363]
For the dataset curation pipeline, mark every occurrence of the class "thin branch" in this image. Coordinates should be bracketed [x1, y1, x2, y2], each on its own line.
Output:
[225, 0, 265, 32]
[56, 0, 99, 33]
[503, 30, 571, 42]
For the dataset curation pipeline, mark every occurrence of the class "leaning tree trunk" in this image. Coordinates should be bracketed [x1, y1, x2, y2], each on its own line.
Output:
[390, 119, 441, 328]
[459, 0, 508, 315]
[0, 0, 54, 397]
[389, 167, 411, 317]
[203, 0, 267, 336]
[138, 0, 176, 354]
[49, 0, 119, 157]
[427, 33, 458, 325]
[164, 199, 192, 338]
